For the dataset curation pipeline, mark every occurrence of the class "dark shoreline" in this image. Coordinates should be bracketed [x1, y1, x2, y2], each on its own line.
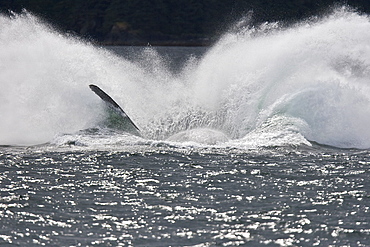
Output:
[97, 39, 215, 47]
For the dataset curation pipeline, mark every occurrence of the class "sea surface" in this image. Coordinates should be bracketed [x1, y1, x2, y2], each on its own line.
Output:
[1, 144, 370, 246]
[1, 8, 370, 246]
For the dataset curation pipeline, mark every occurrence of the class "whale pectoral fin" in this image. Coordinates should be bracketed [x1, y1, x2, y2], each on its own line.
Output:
[89, 84, 140, 134]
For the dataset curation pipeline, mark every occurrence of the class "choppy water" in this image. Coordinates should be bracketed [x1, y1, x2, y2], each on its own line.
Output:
[1, 7, 370, 246]
[1, 145, 369, 246]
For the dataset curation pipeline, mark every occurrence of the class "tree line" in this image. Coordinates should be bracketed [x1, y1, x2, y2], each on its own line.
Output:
[1, 0, 370, 45]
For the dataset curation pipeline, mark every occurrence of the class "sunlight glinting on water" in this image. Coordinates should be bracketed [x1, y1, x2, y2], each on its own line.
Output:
[1, 148, 369, 246]
[1, 6, 370, 247]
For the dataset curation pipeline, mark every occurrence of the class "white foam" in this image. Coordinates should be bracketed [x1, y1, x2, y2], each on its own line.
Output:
[2, 8, 370, 148]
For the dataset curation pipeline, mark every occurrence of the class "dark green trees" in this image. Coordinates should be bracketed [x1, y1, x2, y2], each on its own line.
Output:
[1, 0, 370, 45]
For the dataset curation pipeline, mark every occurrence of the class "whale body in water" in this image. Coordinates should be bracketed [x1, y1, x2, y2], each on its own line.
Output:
[89, 84, 229, 144]
[89, 84, 140, 135]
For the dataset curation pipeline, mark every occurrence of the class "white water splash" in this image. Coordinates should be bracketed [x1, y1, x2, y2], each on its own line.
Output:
[187, 7, 370, 148]
[1, 8, 370, 148]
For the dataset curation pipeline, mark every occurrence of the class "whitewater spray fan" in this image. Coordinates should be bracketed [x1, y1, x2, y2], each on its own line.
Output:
[1, 8, 370, 148]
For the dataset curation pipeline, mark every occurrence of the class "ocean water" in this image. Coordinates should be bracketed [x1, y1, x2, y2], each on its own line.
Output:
[0, 8, 370, 246]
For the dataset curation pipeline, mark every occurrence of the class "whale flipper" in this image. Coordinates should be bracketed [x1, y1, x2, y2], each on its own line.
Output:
[89, 84, 140, 133]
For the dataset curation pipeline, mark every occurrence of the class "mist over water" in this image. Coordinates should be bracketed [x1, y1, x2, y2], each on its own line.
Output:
[192, 7, 370, 148]
[1, 8, 370, 148]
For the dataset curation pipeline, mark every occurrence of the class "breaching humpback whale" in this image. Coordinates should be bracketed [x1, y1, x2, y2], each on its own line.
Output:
[89, 84, 140, 134]
[89, 84, 229, 144]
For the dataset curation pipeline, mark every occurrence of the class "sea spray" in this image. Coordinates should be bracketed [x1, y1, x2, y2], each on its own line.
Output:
[189, 7, 370, 148]
[0, 12, 144, 145]
[1, 8, 370, 148]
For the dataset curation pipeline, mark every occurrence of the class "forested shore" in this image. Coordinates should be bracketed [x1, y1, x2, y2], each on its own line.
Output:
[1, 0, 370, 45]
